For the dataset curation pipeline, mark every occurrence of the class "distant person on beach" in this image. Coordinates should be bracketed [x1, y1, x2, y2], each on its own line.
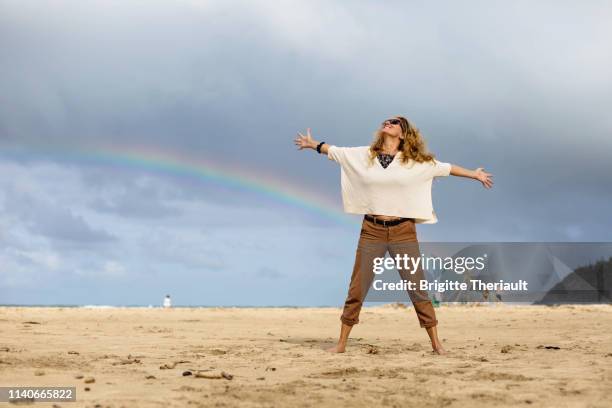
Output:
[294, 116, 493, 354]
[163, 295, 172, 308]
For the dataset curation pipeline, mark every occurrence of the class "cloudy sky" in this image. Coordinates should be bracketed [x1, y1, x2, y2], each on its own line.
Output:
[1, 0, 611, 306]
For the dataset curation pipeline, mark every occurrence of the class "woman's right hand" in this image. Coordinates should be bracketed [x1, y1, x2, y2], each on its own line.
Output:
[294, 128, 317, 150]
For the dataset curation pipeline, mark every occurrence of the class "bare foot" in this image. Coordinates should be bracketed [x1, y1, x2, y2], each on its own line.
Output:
[326, 344, 346, 353]
[425, 326, 446, 355]
[432, 344, 447, 355]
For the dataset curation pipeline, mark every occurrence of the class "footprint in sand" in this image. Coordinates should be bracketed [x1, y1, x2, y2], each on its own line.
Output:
[363, 344, 379, 354]
[193, 371, 233, 380]
[310, 367, 361, 378]
[537, 345, 561, 350]
[470, 371, 534, 382]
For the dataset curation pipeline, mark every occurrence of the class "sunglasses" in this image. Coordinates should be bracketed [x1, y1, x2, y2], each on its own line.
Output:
[382, 118, 401, 127]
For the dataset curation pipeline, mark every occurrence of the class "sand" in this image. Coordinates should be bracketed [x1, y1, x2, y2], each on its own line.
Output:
[1, 304, 611, 407]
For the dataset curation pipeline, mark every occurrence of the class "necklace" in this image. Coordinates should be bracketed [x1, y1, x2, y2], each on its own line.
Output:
[377, 152, 396, 169]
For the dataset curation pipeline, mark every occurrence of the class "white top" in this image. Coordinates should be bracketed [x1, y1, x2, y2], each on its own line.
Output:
[327, 145, 451, 224]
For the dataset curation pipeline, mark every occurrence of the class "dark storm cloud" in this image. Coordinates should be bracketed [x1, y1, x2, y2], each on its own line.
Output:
[81, 169, 183, 219]
[1, 1, 610, 243]
[3, 184, 116, 243]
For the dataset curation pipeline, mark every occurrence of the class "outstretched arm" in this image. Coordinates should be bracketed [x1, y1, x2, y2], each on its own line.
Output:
[294, 128, 329, 155]
[450, 164, 494, 189]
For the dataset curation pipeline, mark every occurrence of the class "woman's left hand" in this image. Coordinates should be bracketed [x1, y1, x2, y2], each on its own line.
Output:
[474, 167, 493, 189]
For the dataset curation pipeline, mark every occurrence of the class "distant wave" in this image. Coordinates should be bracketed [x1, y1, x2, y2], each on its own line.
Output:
[80, 305, 120, 309]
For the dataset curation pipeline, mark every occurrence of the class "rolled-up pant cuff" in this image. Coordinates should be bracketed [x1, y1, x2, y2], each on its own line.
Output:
[340, 315, 359, 326]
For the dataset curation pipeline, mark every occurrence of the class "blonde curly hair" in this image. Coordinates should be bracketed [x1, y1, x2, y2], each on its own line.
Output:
[369, 116, 436, 165]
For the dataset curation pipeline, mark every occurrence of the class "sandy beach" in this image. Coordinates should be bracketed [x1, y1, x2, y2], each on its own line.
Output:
[1, 304, 611, 407]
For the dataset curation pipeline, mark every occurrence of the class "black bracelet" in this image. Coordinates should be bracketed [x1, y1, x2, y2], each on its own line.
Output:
[316, 141, 326, 154]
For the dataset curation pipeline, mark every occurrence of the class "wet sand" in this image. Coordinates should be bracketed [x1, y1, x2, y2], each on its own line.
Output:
[1, 304, 611, 407]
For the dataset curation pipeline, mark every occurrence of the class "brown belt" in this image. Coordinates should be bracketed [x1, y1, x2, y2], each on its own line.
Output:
[364, 215, 414, 227]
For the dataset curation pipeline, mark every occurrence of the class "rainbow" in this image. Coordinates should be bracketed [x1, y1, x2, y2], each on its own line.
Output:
[0, 142, 357, 226]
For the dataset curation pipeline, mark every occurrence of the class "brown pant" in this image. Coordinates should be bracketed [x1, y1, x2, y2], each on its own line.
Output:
[340, 216, 438, 328]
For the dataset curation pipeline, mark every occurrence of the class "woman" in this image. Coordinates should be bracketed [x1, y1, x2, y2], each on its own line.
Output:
[294, 116, 493, 355]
